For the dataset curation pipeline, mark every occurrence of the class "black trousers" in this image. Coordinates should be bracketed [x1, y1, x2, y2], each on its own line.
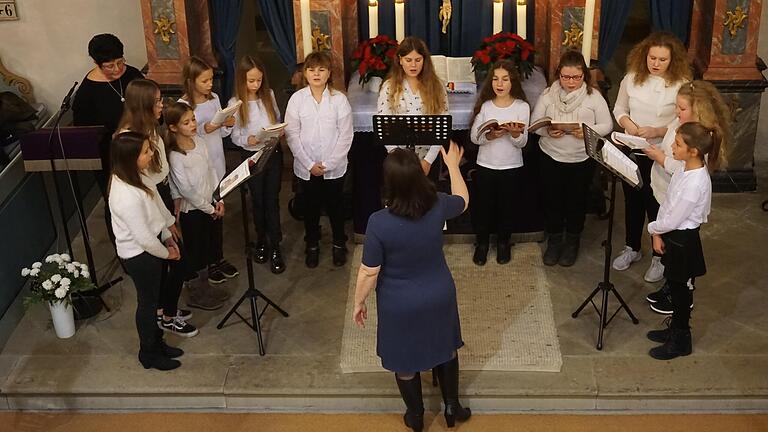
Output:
[179, 209, 216, 274]
[300, 175, 347, 246]
[670, 279, 693, 329]
[540, 152, 593, 235]
[622, 154, 660, 255]
[122, 252, 165, 355]
[156, 182, 185, 316]
[246, 148, 283, 247]
[472, 165, 524, 244]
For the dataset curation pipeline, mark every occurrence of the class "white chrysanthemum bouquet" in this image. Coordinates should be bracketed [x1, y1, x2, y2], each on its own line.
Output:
[21, 253, 95, 305]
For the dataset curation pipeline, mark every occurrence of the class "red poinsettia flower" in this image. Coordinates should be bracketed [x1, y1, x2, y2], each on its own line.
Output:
[351, 35, 400, 85]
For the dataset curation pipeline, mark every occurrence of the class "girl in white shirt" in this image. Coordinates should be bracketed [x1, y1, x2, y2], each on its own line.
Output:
[180, 56, 239, 285]
[165, 101, 228, 313]
[469, 59, 529, 266]
[646, 122, 720, 360]
[611, 32, 692, 282]
[285, 51, 354, 268]
[108, 131, 182, 371]
[642, 81, 730, 312]
[230, 56, 286, 274]
[531, 51, 613, 267]
[377, 36, 449, 175]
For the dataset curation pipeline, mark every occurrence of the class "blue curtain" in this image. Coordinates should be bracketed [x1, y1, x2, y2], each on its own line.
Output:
[649, 0, 693, 44]
[357, 0, 535, 56]
[258, 0, 298, 71]
[211, 0, 243, 103]
[597, 0, 633, 68]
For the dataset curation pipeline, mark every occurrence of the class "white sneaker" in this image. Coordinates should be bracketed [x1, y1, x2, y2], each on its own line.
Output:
[644, 256, 665, 282]
[612, 246, 642, 271]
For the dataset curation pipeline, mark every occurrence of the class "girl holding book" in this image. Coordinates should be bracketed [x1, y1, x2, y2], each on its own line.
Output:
[468, 60, 529, 266]
[230, 55, 286, 274]
[612, 32, 692, 282]
[180, 56, 238, 285]
[285, 51, 354, 268]
[377, 36, 449, 175]
[531, 50, 613, 267]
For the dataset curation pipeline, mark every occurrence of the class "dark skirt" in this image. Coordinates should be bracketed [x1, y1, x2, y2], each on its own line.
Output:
[661, 228, 706, 282]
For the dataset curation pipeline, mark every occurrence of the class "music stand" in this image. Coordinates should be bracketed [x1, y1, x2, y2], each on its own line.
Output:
[373, 114, 451, 152]
[216, 139, 289, 356]
[571, 124, 640, 350]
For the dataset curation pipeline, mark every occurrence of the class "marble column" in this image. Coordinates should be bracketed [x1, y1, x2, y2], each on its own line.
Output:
[140, 0, 191, 85]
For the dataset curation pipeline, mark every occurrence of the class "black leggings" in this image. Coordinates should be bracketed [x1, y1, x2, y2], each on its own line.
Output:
[621, 155, 660, 255]
[246, 148, 283, 247]
[540, 153, 593, 235]
[301, 175, 347, 246]
[122, 252, 165, 355]
[472, 166, 524, 244]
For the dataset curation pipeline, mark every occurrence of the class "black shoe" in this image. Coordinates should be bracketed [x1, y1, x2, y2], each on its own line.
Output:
[252, 243, 268, 264]
[270, 248, 286, 274]
[332, 245, 348, 267]
[650, 295, 694, 315]
[138, 352, 181, 371]
[305, 246, 319, 268]
[395, 373, 424, 432]
[496, 241, 512, 264]
[649, 327, 692, 360]
[435, 357, 471, 428]
[646, 282, 671, 303]
[472, 243, 489, 266]
[558, 233, 580, 267]
[647, 317, 672, 343]
[160, 340, 184, 358]
[215, 260, 239, 278]
[160, 317, 199, 338]
[542, 233, 563, 266]
[207, 268, 227, 285]
[156, 308, 193, 325]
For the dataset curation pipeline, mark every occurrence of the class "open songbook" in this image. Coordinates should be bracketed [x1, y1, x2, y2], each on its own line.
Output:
[611, 131, 650, 150]
[528, 116, 581, 134]
[211, 100, 242, 125]
[253, 122, 287, 142]
[215, 141, 272, 200]
[475, 118, 527, 141]
[600, 141, 640, 187]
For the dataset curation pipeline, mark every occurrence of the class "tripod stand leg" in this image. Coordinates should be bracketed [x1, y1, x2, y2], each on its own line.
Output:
[572, 284, 602, 318]
[249, 295, 266, 356]
[217, 288, 251, 329]
[596, 283, 611, 350]
[610, 286, 640, 324]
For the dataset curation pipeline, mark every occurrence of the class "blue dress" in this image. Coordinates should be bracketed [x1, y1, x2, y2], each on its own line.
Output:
[362, 193, 466, 373]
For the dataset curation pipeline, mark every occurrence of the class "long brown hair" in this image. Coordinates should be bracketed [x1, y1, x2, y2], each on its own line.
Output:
[235, 55, 277, 126]
[470, 59, 527, 126]
[626, 32, 692, 86]
[117, 79, 162, 174]
[555, 50, 594, 94]
[182, 56, 214, 110]
[382, 148, 437, 219]
[383, 37, 446, 115]
[677, 122, 724, 172]
[163, 101, 194, 155]
[109, 131, 153, 196]
[301, 51, 339, 93]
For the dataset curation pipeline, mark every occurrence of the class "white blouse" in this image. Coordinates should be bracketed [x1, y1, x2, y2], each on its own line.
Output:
[648, 165, 711, 235]
[109, 176, 172, 260]
[613, 72, 684, 144]
[377, 79, 449, 163]
[284, 85, 354, 181]
[179, 93, 232, 183]
[470, 99, 530, 170]
[168, 135, 218, 215]
[229, 91, 281, 151]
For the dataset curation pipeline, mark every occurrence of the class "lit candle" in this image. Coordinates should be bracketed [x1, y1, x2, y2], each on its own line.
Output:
[493, 0, 503, 35]
[368, 1, 378, 38]
[516, 0, 527, 39]
[395, 0, 405, 42]
[582, 0, 595, 62]
[300, 0, 312, 59]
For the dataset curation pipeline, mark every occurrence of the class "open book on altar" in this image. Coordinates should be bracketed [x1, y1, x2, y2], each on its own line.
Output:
[431, 55, 475, 93]
[528, 116, 581, 134]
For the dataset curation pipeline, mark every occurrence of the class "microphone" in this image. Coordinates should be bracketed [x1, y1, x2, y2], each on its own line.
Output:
[60, 81, 79, 110]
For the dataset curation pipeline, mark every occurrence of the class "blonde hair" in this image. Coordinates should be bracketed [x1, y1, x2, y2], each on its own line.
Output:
[677, 80, 730, 169]
[626, 32, 692, 86]
[182, 56, 214, 110]
[383, 37, 446, 115]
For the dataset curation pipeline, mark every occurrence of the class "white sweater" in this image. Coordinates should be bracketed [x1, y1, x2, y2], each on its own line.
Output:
[168, 136, 218, 214]
[229, 92, 281, 150]
[613, 72, 684, 144]
[470, 99, 530, 170]
[109, 176, 171, 259]
[179, 93, 232, 183]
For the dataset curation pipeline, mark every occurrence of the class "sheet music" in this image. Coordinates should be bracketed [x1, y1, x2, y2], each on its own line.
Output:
[601, 141, 640, 186]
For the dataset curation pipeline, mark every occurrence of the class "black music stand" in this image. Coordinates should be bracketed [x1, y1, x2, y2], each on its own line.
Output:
[373, 114, 451, 152]
[216, 139, 289, 356]
[572, 124, 640, 350]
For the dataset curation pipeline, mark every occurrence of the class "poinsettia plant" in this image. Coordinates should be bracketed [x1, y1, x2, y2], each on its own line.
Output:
[350, 35, 399, 85]
[471, 32, 535, 79]
[22, 253, 94, 306]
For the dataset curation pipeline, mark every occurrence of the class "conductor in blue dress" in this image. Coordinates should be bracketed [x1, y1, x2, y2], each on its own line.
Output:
[353, 141, 471, 432]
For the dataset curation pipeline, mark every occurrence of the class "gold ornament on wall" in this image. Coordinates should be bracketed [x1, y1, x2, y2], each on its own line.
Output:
[153, 15, 176, 45]
[724, 6, 748, 39]
[562, 23, 583, 49]
[439, 0, 452, 34]
[311, 26, 331, 52]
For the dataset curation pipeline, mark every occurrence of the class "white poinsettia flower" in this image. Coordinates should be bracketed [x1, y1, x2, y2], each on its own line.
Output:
[30, 268, 40, 277]
[81, 271, 90, 279]
[60, 254, 71, 262]
[54, 287, 68, 299]
[60, 277, 71, 286]
[21, 268, 30, 277]
[42, 280, 53, 290]
[32, 262, 42, 269]
[51, 274, 62, 283]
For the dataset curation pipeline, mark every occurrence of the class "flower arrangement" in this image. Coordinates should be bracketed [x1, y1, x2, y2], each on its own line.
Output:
[350, 35, 399, 85]
[22, 254, 94, 306]
[471, 32, 536, 79]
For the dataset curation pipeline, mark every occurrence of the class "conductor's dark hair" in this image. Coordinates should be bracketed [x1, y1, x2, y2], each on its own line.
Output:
[88, 34, 124, 65]
[382, 149, 437, 220]
[109, 131, 153, 197]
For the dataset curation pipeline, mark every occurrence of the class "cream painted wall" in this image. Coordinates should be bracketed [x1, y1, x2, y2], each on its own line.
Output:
[0, 0, 146, 112]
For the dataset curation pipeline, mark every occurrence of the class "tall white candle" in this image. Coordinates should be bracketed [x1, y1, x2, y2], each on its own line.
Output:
[493, 0, 503, 35]
[395, 0, 405, 42]
[300, 0, 312, 59]
[516, 1, 527, 39]
[582, 0, 595, 62]
[368, 1, 379, 38]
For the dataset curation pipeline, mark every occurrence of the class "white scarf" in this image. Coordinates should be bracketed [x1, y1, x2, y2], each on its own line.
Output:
[542, 81, 589, 121]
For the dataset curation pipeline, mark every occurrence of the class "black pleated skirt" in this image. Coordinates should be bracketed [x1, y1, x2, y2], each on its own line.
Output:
[661, 228, 706, 283]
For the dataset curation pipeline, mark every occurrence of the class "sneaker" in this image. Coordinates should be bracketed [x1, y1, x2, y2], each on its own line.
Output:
[646, 282, 670, 303]
[644, 256, 665, 282]
[215, 260, 239, 278]
[612, 246, 642, 271]
[688, 279, 696, 291]
[156, 309, 193, 326]
[650, 295, 694, 315]
[160, 317, 199, 338]
[208, 268, 227, 284]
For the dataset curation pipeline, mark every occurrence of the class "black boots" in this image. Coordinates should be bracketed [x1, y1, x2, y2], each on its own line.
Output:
[558, 233, 581, 267]
[649, 326, 692, 360]
[434, 357, 472, 427]
[542, 233, 563, 266]
[305, 245, 320, 268]
[270, 248, 286, 274]
[332, 244, 348, 267]
[473, 243, 489, 266]
[496, 239, 512, 264]
[395, 373, 424, 432]
[252, 242, 268, 264]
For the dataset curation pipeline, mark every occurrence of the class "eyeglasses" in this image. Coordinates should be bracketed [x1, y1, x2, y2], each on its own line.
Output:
[101, 58, 126, 72]
[560, 74, 584, 81]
